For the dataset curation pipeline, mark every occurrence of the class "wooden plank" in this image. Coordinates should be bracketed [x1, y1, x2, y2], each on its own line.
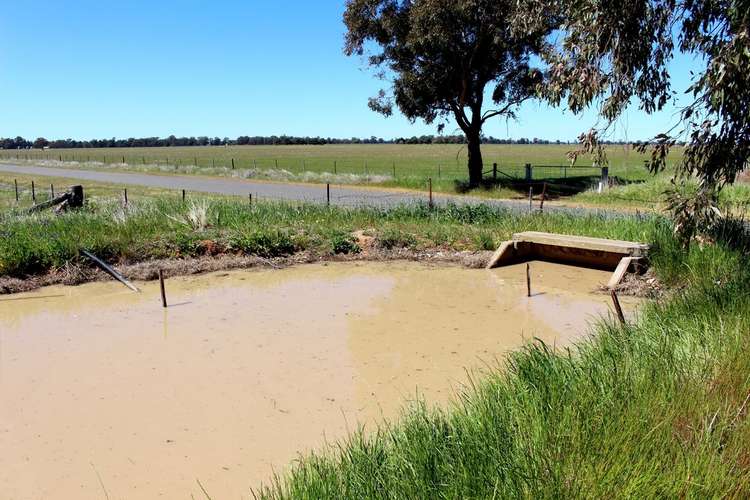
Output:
[607, 256, 640, 289]
[512, 231, 649, 256]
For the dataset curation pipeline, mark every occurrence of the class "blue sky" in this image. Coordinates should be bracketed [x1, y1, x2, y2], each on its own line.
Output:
[0, 0, 699, 141]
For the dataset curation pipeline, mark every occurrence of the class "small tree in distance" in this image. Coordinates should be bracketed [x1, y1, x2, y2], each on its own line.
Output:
[343, 0, 554, 187]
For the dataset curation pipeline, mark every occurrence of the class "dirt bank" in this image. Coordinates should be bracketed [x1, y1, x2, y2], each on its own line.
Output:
[0, 249, 494, 295]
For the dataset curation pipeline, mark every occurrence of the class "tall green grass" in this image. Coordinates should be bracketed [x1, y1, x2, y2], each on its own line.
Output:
[0, 197, 659, 278]
[256, 223, 750, 498]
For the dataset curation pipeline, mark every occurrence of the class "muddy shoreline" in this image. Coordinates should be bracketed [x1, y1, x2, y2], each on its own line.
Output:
[0, 248, 494, 295]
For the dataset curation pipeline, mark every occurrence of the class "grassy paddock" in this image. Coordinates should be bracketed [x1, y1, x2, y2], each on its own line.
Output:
[255, 221, 750, 498]
[0, 144, 676, 178]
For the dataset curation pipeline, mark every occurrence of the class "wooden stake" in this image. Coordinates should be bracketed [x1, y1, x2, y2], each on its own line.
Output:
[540, 182, 547, 212]
[14, 179, 18, 202]
[31, 180, 36, 204]
[182, 189, 186, 202]
[528, 187, 533, 211]
[611, 290, 626, 325]
[159, 270, 167, 308]
[526, 263, 531, 297]
[232, 158, 235, 169]
[50, 184, 54, 198]
[428, 178, 433, 209]
[326, 183, 330, 206]
[124, 188, 128, 206]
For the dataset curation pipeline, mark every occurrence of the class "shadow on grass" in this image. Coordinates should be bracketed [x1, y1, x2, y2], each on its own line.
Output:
[455, 175, 646, 199]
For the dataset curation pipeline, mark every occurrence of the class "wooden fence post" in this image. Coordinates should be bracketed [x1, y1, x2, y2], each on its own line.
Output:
[159, 270, 167, 308]
[14, 179, 18, 202]
[611, 290, 626, 325]
[526, 263, 531, 297]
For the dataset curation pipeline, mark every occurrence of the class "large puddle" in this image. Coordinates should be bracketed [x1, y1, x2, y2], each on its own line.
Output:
[0, 261, 636, 499]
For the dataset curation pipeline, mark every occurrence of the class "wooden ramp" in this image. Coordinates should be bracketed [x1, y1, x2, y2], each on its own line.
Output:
[486, 231, 649, 288]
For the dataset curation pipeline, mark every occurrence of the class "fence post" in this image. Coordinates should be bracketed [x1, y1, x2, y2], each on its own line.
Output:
[392, 161, 396, 178]
[493, 163, 498, 181]
[122, 155, 125, 164]
[428, 178, 433, 209]
[31, 180, 36, 204]
[334, 160, 337, 174]
[326, 183, 330, 206]
[525, 163, 532, 182]
[231, 158, 235, 169]
[601, 166, 609, 189]
[50, 184, 54, 198]
[14, 179, 18, 202]
[124, 188, 128, 206]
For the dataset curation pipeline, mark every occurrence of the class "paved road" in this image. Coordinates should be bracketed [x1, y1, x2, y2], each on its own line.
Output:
[0, 163, 622, 216]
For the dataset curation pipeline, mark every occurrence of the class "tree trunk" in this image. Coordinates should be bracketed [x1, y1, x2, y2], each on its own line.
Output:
[467, 129, 484, 187]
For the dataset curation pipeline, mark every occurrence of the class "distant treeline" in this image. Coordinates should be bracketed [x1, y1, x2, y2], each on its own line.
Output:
[1, 134, 643, 150]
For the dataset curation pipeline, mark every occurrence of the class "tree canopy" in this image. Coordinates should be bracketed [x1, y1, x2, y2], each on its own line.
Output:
[546, 0, 750, 237]
[343, 0, 556, 185]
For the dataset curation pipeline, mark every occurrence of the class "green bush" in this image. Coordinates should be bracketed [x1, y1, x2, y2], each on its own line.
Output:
[330, 232, 361, 255]
[377, 227, 417, 249]
[229, 229, 297, 257]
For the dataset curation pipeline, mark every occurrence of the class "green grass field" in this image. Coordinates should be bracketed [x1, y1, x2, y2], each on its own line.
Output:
[0, 143, 676, 181]
[5, 143, 749, 212]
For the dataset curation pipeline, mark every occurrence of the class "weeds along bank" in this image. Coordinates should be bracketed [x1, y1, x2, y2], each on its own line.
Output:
[255, 221, 750, 498]
[0, 197, 657, 284]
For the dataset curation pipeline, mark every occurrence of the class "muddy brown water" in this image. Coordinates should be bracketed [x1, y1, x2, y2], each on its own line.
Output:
[0, 261, 637, 499]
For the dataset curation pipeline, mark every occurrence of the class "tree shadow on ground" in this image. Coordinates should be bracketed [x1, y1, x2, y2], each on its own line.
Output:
[454, 175, 646, 199]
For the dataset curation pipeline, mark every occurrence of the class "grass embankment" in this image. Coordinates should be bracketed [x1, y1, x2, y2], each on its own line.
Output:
[0, 192, 655, 279]
[255, 220, 750, 498]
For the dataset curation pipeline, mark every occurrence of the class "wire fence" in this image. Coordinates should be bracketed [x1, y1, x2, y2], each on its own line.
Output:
[0, 149, 640, 184]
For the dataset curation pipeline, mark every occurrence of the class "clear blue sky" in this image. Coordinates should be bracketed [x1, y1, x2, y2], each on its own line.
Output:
[0, 0, 699, 141]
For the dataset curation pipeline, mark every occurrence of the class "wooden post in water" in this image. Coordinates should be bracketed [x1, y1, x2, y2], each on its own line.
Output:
[528, 187, 533, 212]
[526, 263, 531, 297]
[611, 290, 626, 325]
[159, 270, 167, 308]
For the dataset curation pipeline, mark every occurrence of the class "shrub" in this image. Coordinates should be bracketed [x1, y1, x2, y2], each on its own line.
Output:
[330, 232, 361, 255]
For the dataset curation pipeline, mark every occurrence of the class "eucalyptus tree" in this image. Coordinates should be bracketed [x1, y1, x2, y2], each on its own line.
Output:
[343, 0, 556, 186]
[545, 0, 750, 237]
